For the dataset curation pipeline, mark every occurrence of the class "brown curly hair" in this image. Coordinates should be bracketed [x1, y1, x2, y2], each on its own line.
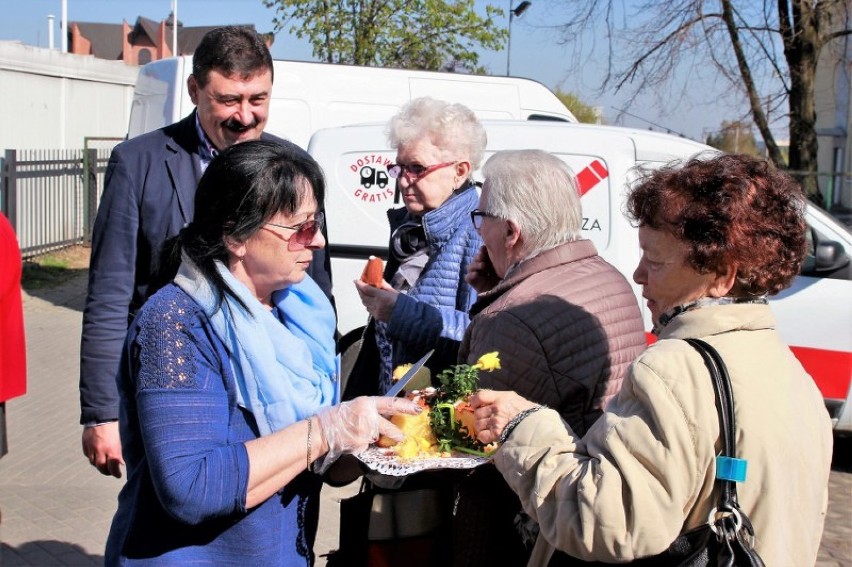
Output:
[626, 153, 807, 297]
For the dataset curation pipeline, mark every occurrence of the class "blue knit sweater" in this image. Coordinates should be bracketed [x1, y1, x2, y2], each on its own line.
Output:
[105, 284, 322, 566]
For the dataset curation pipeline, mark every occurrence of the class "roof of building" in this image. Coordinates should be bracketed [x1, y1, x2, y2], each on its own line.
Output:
[71, 22, 124, 59]
[71, 16, 257, 59]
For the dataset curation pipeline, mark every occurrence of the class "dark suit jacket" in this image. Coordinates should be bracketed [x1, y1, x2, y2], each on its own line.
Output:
[79, 112, 333, 424]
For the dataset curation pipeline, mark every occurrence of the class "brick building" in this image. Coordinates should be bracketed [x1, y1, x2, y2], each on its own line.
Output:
[68, 13, 267, 66]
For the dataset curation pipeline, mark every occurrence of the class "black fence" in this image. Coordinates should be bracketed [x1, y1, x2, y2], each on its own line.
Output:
[1, 138, 119, 257]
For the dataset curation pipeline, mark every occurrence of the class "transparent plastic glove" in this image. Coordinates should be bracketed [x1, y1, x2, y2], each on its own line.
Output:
[315, 396, 422, 473]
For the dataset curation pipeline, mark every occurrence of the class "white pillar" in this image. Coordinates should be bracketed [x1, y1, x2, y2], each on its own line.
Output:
[172, 0, 178, 56]
[60, 0, 68, 53]
[47, 14, 55, 50]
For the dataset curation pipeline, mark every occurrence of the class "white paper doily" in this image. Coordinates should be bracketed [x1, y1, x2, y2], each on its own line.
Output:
[356, 446, 490, 476]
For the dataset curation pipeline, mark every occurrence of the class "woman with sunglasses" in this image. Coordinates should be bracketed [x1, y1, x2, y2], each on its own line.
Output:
[345, 97, 487, 399]
[105, 140, 421, 565]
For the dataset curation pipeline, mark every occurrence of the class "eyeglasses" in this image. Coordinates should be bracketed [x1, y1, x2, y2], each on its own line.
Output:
[387, 161, 456, 181]
[470, 209, 500, 230]
[264, 211, 325, 245]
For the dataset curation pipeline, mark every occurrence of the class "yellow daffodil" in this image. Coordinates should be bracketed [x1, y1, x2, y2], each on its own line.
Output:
[474, 352, 501, 372]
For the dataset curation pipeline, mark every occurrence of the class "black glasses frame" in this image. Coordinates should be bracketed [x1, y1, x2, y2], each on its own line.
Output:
[470, 209, 499, 230]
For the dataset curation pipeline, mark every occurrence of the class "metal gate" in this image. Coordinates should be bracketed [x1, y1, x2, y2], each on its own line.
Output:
[1, 139, 119, 257]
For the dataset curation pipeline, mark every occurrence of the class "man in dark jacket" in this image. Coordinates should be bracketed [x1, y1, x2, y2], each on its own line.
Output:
[80, 26, 332, 478]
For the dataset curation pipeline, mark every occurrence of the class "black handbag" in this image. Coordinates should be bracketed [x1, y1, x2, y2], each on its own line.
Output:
[550, 339, 766, 567]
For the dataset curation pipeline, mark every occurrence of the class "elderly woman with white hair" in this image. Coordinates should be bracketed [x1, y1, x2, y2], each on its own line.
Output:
[334, 97, 485, 566]
[452, 149, 646, 566]
[344, 97, 487, 399]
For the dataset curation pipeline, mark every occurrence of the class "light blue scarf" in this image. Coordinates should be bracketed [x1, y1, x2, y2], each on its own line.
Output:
[175, 255, 338, 436]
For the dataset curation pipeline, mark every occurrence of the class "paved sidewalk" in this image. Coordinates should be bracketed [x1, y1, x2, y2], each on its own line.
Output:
[0, 272, 848, 566]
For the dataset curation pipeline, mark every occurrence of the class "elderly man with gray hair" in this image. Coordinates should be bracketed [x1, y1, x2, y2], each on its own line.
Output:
[452, 149, 646, 566]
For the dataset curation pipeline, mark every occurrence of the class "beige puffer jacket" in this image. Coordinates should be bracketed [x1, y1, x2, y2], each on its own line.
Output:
[496, 304, 833, 566]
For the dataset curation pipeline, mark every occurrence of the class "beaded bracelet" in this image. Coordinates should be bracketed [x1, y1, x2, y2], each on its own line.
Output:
[498, 405, 545, 445]
[306, 416, 313, 470]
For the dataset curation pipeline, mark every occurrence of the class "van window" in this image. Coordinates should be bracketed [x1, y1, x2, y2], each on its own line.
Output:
[527, 114, 570, 122]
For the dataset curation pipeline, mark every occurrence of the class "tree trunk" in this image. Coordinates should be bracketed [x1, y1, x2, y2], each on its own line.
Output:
[787, 54, 821, 201]
[720, 0, 786, 167]
[779, 0, 822, 202]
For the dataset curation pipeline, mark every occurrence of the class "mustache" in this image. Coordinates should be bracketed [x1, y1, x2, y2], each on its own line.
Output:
[222, 118, 259, 133]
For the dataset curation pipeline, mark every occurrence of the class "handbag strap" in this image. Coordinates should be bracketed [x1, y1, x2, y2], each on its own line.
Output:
[685, 338, 765, 559]
[684, 338, 742, 511]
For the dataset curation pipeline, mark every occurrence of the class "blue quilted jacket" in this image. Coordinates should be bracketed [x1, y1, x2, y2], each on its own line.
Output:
[387, 185, 482, 368]
[344, 184, 482, 397]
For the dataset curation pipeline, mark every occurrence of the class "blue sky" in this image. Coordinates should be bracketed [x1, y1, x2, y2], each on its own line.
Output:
[0, 0, 758, 141]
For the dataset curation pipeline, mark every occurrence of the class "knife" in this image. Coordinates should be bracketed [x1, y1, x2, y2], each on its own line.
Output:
[386, 349, 434, 397]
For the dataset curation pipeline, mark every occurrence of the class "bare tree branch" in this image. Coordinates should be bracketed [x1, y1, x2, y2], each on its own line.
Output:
[721, 0, 784, 165]
[613, 12, 715, 91]
[542, 0, 848, 197]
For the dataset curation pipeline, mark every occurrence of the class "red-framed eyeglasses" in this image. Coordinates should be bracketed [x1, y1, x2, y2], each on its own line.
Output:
[387, 161, 456, 181]
[264, 211, 325, 245]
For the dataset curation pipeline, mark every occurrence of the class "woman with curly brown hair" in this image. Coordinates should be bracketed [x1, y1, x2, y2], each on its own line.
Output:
[469, 154, 833, 566]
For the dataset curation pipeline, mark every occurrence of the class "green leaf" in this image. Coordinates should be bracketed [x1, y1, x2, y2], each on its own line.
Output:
[427, 363, 488, 453]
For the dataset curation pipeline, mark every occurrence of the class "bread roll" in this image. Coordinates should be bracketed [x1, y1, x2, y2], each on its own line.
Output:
[360, 255, 384, 287]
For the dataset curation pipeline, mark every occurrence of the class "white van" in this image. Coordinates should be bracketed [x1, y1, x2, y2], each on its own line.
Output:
[126, 56, 576, 147]
[308, 120, 852, 433]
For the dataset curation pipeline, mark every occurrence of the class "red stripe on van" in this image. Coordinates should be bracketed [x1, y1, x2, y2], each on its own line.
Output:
[643, 333, 851, 400]
[790, 345, 852, 400]
[590, 159, 608, 179]
[575, 159, 609, 196]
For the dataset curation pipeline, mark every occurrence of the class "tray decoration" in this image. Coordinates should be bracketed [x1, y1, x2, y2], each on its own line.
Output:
[357, 446, 490, 476]
[356, 352, 501, 476]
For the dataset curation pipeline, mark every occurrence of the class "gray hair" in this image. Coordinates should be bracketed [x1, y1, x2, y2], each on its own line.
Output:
[481, 149, 582, 257]
[387, 97, 487, 172]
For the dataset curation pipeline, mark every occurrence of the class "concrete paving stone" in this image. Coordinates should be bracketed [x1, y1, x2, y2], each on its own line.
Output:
[13, 545, 62, 566]
[41, 506, 75, 524]
[1, 523, 27, 540]
[1, 548, 29, 566]
[51, 552, 101, 567]
[12, 506, 49, 525]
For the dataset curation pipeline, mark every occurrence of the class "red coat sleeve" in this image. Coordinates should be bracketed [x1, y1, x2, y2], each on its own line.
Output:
[0, 212, 26, 402]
